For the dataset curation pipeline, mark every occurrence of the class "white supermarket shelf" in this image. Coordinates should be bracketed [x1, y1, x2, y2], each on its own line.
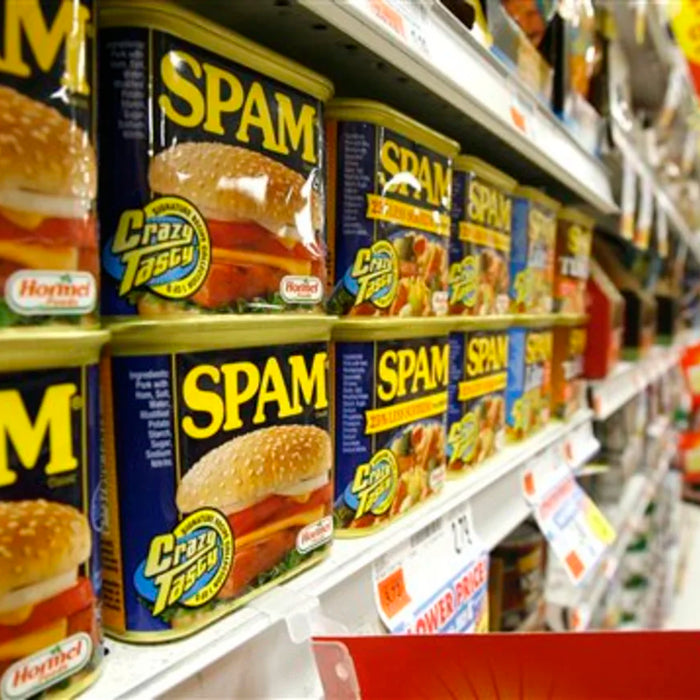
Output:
[179, 0, 616, 214]
[611, 123, 700, 262]
[589, 346, 679, 421]
[87, 410, 596, 699]
[568, 441, 674, 631]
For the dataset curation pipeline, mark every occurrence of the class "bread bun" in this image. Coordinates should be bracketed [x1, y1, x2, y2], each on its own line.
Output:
[177, 425, 331, 512]
[148, 142, 322, 233]
[0, 499, 91, 597]
[0, 86, 96, 200]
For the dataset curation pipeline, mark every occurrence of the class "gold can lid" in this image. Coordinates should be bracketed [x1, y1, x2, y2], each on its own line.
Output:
[0, 329, 110, 372]
[326, 99, 459, 157]
[333, 317, 453, 342]
[454, 156, 517, 192]
[515, 186, 561, 212]
[100, 0, 334, 101]
[559, 206, 595, 229]
[450, 315, 515, 332]
[107, 315, 334, 355]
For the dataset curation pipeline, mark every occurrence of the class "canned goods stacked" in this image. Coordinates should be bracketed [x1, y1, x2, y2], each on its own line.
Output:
[326, 101, 458, 534]
[0, 1, 108, 696]
[95, 2, 336, 641]
[0, 0, 601, 665]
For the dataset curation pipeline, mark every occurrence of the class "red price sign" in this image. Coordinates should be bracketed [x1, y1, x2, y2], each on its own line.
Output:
[377, 567, 412, 620]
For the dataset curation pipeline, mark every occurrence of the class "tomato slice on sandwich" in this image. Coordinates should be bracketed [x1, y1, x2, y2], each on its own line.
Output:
[0, 578, 95, 646]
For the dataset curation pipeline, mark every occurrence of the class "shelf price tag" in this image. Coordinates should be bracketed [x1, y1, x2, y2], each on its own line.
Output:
[564, 420, 598, 469]
[656, 203, 669, 258]
[508, 83, 538, 143]
[620, 152, 637, 241]
[529, 474, 616, 585]
[372, 505, 489, 634]
[364, 0, 431, 57]
[635, 174, 654, 250]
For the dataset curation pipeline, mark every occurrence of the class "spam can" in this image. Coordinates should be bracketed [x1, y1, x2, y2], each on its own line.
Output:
[332, 319, 450, 534]
[509, 188, 560, 314]
[326, 100, 459, 317]
[98, 2, 333, 318]
[100, 317, 333, 640]
[449, 157, 516, 316]
[0, 0, 98, 328]
[447, 320, 509, 474]
[551, 321, 587, 420]
[0, 330, 108, 698]
[554, 208, 593, 314]
[505, 321, 553, 441]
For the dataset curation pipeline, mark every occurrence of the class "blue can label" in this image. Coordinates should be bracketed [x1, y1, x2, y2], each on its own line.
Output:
[509, 197, 557, 314]
[101, 342, 332, 639]
[0, 362, 103, 692]
[98, 26, 326, 317]
[333, 336, 448, 533]
[505, 328, 552, 440]
[327, 121, 452, 317]
[449, 171, 511, 316]
[447, 329, 508, 473]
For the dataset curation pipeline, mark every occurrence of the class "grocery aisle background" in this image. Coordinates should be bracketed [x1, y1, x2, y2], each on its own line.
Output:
[2, 0, 700, 698]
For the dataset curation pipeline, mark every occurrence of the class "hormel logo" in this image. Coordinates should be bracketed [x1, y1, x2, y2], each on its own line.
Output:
[280, 275, 323, 304]
[6, 270, 96, 315]
[296, 515, 333, 553]
[1, 633, 92, 699]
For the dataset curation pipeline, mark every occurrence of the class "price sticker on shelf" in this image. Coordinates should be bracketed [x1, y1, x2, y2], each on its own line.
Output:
[377, 567, 412, 619]
[656, 203, 669, 259]
[372, 505, 489, 634]
[508, 84, 538, 143]
[563, 420, 598, 469]
[522, 443, 568, 504]
[364, 0, 431, 57]
[634, 174, 654, 251]
[620, 152, 637, 241]
[530, 474, 616, 585]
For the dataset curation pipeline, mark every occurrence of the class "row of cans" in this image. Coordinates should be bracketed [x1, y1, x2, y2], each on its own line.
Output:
[0, 312, 585, 688]
[0, 0, 593, 331]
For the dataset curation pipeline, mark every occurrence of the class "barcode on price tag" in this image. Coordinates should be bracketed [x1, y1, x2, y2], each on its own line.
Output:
[372, 502, 488, 634]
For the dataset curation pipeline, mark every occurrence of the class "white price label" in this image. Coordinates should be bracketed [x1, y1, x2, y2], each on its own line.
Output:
[522, 444, 568, 504]
[365, 0, 430, 56]
[372, 506, 489, 634]
[532, 475, 616, 585]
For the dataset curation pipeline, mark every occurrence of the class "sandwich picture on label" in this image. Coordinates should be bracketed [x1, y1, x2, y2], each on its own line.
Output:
[143, 142, 325, 314]
[0, 500, 96, 680]
[175, 424, 332, 614]
[0, 86, 97, 324]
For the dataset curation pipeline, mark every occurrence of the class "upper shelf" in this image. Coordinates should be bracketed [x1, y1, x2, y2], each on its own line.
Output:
[176, 0, 617, 214]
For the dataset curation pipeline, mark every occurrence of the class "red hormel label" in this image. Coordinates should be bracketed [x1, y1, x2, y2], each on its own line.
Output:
[5, 270, 96, 315]
[1, 633, 92, 700]
[296, 515, 333, 553]
[280, 275, 323, 304]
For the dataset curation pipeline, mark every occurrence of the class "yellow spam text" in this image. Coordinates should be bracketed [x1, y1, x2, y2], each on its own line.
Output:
[0, 0, 91, 94]
[181, 352, 328, 439]
[0, 383, 78, 488]
[468, 180, 511, 234]
[160, 50, 318, 164]
[378, 140, 451, 208]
